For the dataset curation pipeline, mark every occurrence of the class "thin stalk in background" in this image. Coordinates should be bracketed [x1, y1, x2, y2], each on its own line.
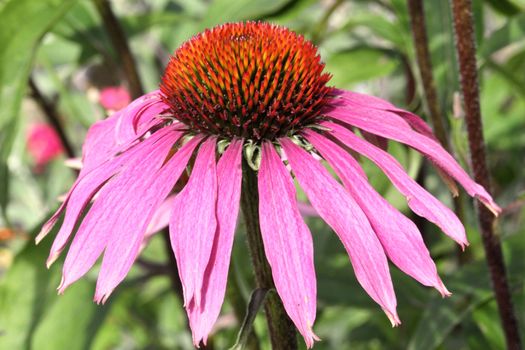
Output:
[406, 0, 468, 263]
[407, 0, 449, 147]
[28, 78, 76, 160]
[241, 158, 298, 350]
[450, 0, 522, 349]
[311, 0, 345, 44]
[93, 0, 144, 98]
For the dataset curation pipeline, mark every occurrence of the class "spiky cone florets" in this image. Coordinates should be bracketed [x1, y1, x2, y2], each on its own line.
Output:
[160, 21, 334, 141]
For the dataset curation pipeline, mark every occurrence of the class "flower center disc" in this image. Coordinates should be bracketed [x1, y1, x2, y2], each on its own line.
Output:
[160, 22, 333, 141]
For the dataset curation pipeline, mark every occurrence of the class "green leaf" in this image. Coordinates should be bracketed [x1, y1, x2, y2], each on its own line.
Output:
[324, 47, 398, 88]
[0, 0, 79, 223]
[0, 237, 53, 349]
[340, 13, 409, 52]
[200, 0, 295, 28]
[480, 13, 525, 57]
[407, 263, 494, 350]
[31, 281, 109, 350]
[471, 302, 506, 350]
[0, 228, 108, 350]
[484, 0, 523, 16]
[0, 0, 78, 130]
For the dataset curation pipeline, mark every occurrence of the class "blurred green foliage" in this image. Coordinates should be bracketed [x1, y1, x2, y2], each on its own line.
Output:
[0, 0, 524, 349]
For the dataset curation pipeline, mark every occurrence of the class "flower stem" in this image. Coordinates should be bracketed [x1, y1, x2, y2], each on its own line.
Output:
[93, 0, 144, 99]
[450, 1, 522, 349]
[240, 158, 298, 350]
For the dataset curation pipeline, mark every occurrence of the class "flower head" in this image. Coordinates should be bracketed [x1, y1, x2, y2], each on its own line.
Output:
[160, 22, 332, 141]
[38, 22, 500, 348]
[27, 123, 64, 171]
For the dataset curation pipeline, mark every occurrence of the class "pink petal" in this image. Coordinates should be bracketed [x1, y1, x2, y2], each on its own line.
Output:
[38, 92, 170, 246]
[42, 128, 181, 265]
[305, 130, 449, 296]
[280, 138, 399, 326]
[325, 102, 500, 215]
[334, 89, 437, 140]
[93, 135, 202, 302]
[325, 122, 468, 247]
[333, 89, 396, 110]
[83, 91, 168, 173]
[170, 138, 218, 309]
[187, 138, 244, 346]
[80, 114, 121, 174]
[59, 128, 184, 295]
[335, 90, 459, 195]
[258, 142, 319, 347]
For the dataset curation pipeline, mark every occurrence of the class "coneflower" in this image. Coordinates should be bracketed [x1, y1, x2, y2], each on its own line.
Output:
[37, 22, 500, 348]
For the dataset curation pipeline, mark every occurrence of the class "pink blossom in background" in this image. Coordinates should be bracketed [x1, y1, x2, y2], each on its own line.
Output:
[27, 123, 64, 170]
[99, 86, 131, 111]
[38, 22, 500, 348]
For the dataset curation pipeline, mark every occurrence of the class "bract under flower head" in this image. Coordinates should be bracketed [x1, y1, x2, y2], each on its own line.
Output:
[160, 21, 333, 141]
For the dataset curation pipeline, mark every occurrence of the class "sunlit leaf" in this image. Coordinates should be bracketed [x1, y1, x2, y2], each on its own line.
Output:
[200, 0, 295, 28]
[0, 227, 108, 349]
[0, 0, 78, 130]
[325, 47, 398, 88]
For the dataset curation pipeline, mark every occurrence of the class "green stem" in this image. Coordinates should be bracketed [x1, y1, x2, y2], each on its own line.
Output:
[450, 0, 521, 348]
[240, 158, 298, 350]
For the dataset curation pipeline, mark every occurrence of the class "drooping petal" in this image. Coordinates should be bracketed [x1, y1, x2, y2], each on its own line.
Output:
[258, 142, 319, 347]
[93, 135, 202, 302]
[170, 138, 218, 309]
[325, 103, 500, 215]
[41, 127, 182, 265]
[305, 130, 449, 296]
[334, 89, 437, 140]
[325, 122, 468, 247]
[187, 138, 244, 346]
[280, 138, 399, 325]
[334, 90, 460, 195]
[59, 128, 185, 295]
